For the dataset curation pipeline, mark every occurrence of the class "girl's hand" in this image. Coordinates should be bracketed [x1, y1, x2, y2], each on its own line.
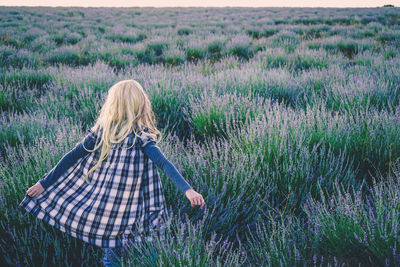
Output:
[26, 182, 44, 198]
[185, 189, 205, 209]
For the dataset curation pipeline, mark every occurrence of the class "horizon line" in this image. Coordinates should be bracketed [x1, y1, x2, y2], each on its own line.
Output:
[0, 5, 398, 8]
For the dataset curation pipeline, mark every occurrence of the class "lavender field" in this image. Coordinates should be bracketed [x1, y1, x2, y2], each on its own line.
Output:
[1, 5, 400, 266]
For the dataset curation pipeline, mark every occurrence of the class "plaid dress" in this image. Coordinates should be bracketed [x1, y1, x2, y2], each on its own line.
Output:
[19, 126, 169, 248]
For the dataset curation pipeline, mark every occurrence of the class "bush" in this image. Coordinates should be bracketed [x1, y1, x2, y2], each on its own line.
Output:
[376, 31, 400, 46]
[291, 18, 324, 25]
[228, 44, 253, 61]
[206, 40, 225, 62]
[122, 212, 246, 266]
[177, 28, 192, 36]
[0, 47, 40, 69]
[336, 41, 359, 59]
[185, 47, 204, 62]
[270, 30, 301, 53]
[45, 50, 91, 67]
[164, 55, 184, 67]
[146, 41, 169, 57]
[105, 33, 146, 44]
[246, 28, 278, 39]
[383, 50, 397, 60]
[0, 69, 53, 91]
[53, 33, 81, 46]
[304, 166, 400, 266]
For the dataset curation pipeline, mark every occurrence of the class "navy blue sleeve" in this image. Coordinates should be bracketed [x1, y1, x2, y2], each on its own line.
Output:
[39, 133, 96, 189]
[143, 141, 193, 194]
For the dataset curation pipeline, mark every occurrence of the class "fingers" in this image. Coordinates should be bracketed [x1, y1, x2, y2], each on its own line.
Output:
[190, 195, 206, 209]
[26, 187, 33, 196]
[26, 184, 43, 198]
[27, 188, 36, 197]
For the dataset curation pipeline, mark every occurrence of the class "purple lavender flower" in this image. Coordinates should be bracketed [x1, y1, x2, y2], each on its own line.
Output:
[354, 232, 359, 241]
[210, 240, 217, 249]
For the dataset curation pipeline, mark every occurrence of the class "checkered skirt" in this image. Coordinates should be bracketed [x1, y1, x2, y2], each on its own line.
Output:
[19, 126, 169, 248]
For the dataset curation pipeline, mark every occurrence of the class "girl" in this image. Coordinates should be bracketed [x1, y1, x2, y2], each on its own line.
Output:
[19, 79, 206, 266]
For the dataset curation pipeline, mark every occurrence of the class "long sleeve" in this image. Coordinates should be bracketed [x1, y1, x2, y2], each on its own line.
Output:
[39, 132, 96, 189]
[143, 141, 193, 194]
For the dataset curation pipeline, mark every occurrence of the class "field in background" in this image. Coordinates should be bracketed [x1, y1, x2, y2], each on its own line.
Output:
[0, 6, 400, 266]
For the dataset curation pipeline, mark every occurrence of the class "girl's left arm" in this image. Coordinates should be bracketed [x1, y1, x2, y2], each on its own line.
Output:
[143, 141, 193, 194]
[141, 138, 205, 209]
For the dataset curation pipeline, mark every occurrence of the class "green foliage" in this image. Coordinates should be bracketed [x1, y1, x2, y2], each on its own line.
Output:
[177, 28, 193, 35]
[291, 54, 329, 71]
[146, 42, 169, 57]
[336, 41, 359, 59]
[246, 28, 279, 39]
[122, 212, 246, 266]
[185, 47, 204, 62]
[0, 109, 68, 159]
[0, 47, 40, 69]
[270, 30, 301, 53]
[53, 33, 81, 46]
[324, 18, 355, 26]
[45, 50, 91, 67]
[291, 18, 325, 25]
[308, 43, 321, 50]
[150, 84, 192, 139]
[228, 44, 254, 61]
[0, 86, 38, 113]
[298, 26, 330, 40]
[304, 167, 400, 265]
[350, 30, 375, 39]
[0, 68, 53, 91]
[133, 41, 169, 65]
[246, 213, 312, 266]
[105, 33, 146, 44]
[206, 41, 225, 62]
[274, 19, 288, 25]
[376, 31, 400, 46]
[383, 49, 397, 60]
[164, 54, 184, 67]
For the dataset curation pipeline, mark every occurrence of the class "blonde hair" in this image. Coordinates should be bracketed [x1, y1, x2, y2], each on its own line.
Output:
[79, 79, 161, 184]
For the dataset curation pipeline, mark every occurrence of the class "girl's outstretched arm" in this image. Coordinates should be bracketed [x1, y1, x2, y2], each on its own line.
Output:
[143, 141, 192, 193]
[143, 141, 205, 209]
[26, 130, 96, 197]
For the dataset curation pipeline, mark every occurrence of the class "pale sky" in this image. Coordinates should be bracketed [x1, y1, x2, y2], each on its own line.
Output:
[0, 0, 397, 8]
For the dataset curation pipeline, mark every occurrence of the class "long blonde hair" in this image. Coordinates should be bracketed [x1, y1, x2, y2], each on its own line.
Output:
[79, 79, 161, 184]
